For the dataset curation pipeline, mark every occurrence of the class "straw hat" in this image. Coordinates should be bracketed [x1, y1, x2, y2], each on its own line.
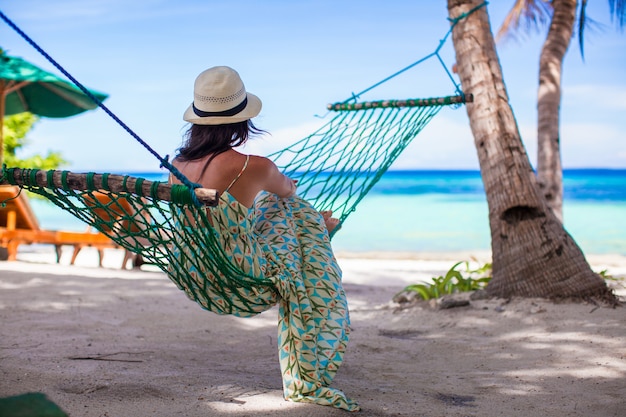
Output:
[183, 66, 262, 125]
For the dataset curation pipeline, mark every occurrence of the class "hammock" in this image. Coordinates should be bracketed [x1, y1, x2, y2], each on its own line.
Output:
[0, 8, 475, 308]
[1, 93, 471, 316]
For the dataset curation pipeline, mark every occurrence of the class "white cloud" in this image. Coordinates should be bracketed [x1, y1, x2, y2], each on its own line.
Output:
[390, 113, 478, 169]
[566, 84, 626, 111]
[561, 122, 626, 167]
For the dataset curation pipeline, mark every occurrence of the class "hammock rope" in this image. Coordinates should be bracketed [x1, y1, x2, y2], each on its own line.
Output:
[0, 5, 479, 314]
[271, 93, 473, 231]
[0, 9, 201, 199]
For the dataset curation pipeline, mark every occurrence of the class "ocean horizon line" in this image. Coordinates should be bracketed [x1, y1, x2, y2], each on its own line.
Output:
[95, 167, 626, 176]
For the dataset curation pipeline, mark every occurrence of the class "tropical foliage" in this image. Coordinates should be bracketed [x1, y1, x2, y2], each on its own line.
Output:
[400, 261, 492, 301]
[497, 0, 625, 57]
[399, 260, 619, 302]
[2, 113, 67, 169]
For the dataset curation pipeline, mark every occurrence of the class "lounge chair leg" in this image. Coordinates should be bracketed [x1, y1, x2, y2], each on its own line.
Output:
[54, 245, 62, 263]
[7, 242, 18, 261]
[122, 250, 131, 269]
[121, 250, 144, 270]
[133, 254, 144, 269]
[97, 249, 104, 268]
[5, 210, 18, 261]
[70, 245, 81, 265]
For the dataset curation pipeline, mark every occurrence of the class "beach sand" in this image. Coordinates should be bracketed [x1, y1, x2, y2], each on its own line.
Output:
[1, 246, 625, 416]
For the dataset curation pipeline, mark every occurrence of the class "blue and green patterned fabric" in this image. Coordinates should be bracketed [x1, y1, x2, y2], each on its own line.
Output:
[170, 191, 359, 411]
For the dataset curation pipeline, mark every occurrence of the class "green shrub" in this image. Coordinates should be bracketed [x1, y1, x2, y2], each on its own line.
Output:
[399, 260, 492, 301]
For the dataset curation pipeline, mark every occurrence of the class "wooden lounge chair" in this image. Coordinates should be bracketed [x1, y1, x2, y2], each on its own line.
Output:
[75, 191, 144, 269]
[0, 185, 119, 265]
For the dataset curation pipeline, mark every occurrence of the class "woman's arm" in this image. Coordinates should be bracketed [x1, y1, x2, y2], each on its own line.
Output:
[255, 157, 296, 198]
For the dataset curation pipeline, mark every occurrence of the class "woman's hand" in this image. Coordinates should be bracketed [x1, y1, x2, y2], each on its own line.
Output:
[289, 179, 298, 196]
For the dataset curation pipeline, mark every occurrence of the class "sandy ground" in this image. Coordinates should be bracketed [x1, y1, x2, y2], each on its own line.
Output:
[1, 246, 625, 417]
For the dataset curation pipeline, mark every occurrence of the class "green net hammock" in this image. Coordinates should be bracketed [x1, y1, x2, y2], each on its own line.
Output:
[1, 94, 470, 315]
[0, 4, 478, 317]
[0, 0, 483, 317]
[274, 95, 470, 226]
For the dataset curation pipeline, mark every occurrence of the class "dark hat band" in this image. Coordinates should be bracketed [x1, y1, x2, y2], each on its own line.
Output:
[192, 97, 248, 118]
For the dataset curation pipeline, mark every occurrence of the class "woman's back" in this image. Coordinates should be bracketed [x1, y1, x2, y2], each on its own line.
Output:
[172, 149, 295, 208]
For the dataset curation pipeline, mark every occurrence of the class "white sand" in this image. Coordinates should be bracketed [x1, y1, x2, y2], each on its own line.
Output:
[1, 245, 625, 416]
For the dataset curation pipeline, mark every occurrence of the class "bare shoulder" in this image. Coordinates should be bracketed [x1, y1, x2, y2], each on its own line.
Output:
[247, 155, 280, 175]
[246, 155, 293, 197]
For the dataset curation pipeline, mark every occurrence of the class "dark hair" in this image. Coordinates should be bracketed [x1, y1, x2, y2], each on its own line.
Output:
[175, 120, 264, 178]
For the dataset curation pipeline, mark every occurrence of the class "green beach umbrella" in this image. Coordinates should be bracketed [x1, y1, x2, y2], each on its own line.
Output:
[0, 48, 108, 164]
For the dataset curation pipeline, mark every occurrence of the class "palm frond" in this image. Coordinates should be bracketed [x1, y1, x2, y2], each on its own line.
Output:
[579, 0, 588, 58]
[576, 0, 624, 59]
[496, 0, 553, 44]
[608, 0, 626, 28]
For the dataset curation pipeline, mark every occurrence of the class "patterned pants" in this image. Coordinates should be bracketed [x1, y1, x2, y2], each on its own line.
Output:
[170, 192, 358, 411]
[254, 193, 358, 411]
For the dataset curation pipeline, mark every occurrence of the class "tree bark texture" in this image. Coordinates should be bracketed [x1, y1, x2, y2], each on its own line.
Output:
[536, 0, 577, 222]
[447, 0, 613, 301]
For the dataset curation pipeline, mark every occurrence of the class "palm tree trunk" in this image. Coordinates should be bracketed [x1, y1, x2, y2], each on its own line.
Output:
[536, 0, 577, 223]
[447, 0, 614, 301]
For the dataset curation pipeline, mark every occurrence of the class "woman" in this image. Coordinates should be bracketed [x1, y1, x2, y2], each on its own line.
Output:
[169, 66, 358, 411]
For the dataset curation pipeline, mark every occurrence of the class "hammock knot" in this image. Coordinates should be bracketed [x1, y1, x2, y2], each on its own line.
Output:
[27, 169, 37, 187]
[156, 159, 204, 207]
[102, 173, 110, 190]
[2, 167, 15, 186]
[46, 170, 54, 188]
[447, 1, 489, 26]
[170, 184, 196, 206]
[61, 171, 70, 190]
[149, 181, 160, 200]
[159, 155, 170, 169]
[86, 172, 96, 190]
[134, 177, 146, 196]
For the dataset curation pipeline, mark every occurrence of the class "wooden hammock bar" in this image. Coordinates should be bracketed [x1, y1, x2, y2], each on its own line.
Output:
[327, 93, 473, 112]
[1, 168, 220, 206]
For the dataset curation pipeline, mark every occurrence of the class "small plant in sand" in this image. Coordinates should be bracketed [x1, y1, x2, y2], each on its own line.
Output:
[400, 261, 492, 301]
[597, 269, 615, 280]
[597, 269, 626, 293]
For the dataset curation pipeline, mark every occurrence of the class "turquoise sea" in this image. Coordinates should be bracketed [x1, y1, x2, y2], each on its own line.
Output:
[29, 169, 626, 256]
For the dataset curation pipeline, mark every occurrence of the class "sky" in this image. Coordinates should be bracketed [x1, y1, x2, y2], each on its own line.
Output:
[1, 0, 625, 173]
